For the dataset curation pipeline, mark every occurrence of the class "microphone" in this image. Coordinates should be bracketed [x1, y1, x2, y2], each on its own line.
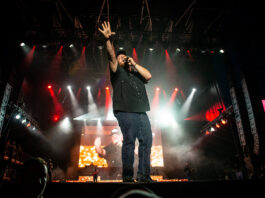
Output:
[124, 56, 129, 64]
[125, 57, 137, 72]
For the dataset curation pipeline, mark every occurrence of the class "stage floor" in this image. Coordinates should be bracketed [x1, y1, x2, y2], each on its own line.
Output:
[1, 179, 264, 197]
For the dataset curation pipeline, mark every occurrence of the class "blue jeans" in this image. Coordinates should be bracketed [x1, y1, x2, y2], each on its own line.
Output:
[114, 111, 152, 179]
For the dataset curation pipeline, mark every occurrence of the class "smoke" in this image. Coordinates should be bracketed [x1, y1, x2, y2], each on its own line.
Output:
[163, 142, 203, 167]
[48, 140, 80, 180]
[161, 132, 231, 180]
[52, 167, 66, 180]
[160, 131, 211, 179]
[51, 166, 79, 181]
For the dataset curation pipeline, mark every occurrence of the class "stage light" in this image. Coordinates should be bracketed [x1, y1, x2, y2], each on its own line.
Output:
[20, 42, 25, 47]
[22, 119, 27, 124]
[156, 87, 160, 91]
[60, 117, 71, 132]
[149, 48, 154, 51]
[156, 107, 175, 127]
[174, 88, 178, 92]
[42, 45, 47, 48]
[112, 128, 119, 133]
[47, 85, 52, 89]
[210, 50, 214, 54]
[221, 118, 227, 125]
[201, 50, 206, 54]
[119, 47, 124, 50]
[105, 86, 109, 90]
[192, 88, 196, 92]
[205, 130, 211, 135]
[215, 123, 221, 128]
[69, 44, 74, 48]
[210, 126, 215, 132]
[53, 115, 59, 122]
[26, 123, 31, 127]
[67, 85, 71, 89]
[98, 45, 103, 50]
[176, 48, 181, 52]
[86, 86, 91, 90]
[32, 127, 36, 131]
[219, 49, 224, 53]
[15, 114, 21, 119]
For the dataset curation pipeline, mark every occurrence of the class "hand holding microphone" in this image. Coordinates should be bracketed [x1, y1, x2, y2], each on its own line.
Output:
[126, 57, 136, 67]
[124, 56, 137, 72]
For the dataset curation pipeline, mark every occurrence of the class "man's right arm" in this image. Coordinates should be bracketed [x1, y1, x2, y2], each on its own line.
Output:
[98, 21, 118, 72]
[106, 39, 118, 72]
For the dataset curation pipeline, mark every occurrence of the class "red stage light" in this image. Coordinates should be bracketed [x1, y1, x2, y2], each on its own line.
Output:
[205, 102, 226, 122]
[53, 115, 59, 122]
[26, 123, 31, 127]
[105, 86, 109, 90]
[47, 85, 52, 89]
[174, 88, 178, 92]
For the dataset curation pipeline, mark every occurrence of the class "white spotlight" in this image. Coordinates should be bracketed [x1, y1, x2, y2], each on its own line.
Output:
[156, 108, 175, 127]
[86, 86, 91, 90]
[96, 118, 102, 133]
[69, 44, 74, 48]
[149, 48, 154, 51]
[192, 88, 197, 92]
[15, 114, 21, 119]
[119, 47, 124, 50]
[210, 127, 215, 132]
[20, 42, 25, 47]
[112, 128, 119, 133]
[176, 48, 181, 52]
[67, 85, 71, 89]
[60, 117, 71, 132]
[219, 49, 225, 53]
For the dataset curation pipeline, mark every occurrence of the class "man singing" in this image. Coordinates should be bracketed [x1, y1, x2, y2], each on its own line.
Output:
[98, 21, 153, 182]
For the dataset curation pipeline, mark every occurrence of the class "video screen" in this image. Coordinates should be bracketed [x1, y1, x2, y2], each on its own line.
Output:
[78, 123, 164, 168]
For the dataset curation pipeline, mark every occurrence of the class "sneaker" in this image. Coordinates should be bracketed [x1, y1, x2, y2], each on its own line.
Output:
[136, 176, 156, 183]
[123, 177, 135, 183]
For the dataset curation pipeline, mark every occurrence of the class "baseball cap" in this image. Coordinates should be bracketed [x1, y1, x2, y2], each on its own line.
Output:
[116, 50, 127, 58]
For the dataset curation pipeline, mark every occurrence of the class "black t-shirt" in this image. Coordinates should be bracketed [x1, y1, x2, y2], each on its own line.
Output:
[110, 65, 150, 112]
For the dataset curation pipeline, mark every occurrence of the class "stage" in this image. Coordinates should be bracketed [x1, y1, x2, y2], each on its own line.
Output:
[1, 179, 264, 197]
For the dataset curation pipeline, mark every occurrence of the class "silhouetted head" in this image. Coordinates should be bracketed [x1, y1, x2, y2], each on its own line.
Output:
[20, 157, 48, 197]
[111, 185, 161, 198]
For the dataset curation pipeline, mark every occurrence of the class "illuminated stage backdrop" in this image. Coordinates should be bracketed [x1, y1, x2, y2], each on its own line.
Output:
[78, 122, 164, 168]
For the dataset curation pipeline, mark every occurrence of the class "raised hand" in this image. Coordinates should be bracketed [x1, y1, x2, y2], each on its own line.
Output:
[98, 21, 116, 39]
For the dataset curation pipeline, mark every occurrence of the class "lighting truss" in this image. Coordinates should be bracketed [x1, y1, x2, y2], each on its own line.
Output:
[200, 105, 233, 134]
